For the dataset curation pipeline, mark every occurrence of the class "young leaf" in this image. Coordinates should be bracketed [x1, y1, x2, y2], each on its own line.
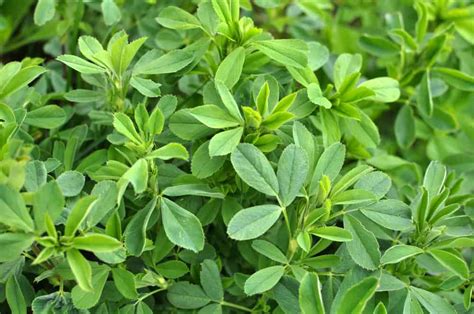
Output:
[67, 249, 92, 291]
[310, 226, 353, 242]
[112, 268, 138, 300]
[34, 0, 55, 26]
[101, 0, 121, 25]
[214, 80, 244, 122]
[24, 105, 66, 129]
[156, 260, 189, 279]
[251, 239, 288, 264]
[299, 272, 325, 314]
[161, 198, 205, 252]
[428, 249, 469, 280]
[253, 39, 308, 69]
[0, 233, 35, 262]
[124, 197, 157, 256]
[65, 195, 97, 236]
[231, 143, 279, 196]
[215, 47, 245, 88]
[0, 184, 35, 232]
[72, 265, 109, 309]
[410, 286, 456, 314]
[157, 6, 202, 30]
[277, 144, 309, 206]
[190, 104, 241, 129]
[191, 141, 226, 179]
[381, 245, 424, 265]
[200, 260, 223, 301]
[417, 71, 433, 116]
[6, 276, 26, 314]
[57, 55, 106, 74]
[244, 266, 285, 295]
[343, 215, 381, 270]
[167, 282, 210, 309]
[227, 205, 282, 240]
[209, 127, 244, 156]
[147, 143, 189, 161]
[72, 234, 122, 252]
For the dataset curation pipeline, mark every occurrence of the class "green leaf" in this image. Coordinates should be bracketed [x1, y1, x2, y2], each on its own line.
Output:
[410, 286, 456, 314]
[359, 35, 399, 57]
[331, 189, 376, 205]
[307, 83, 332, 108]
[65, 89, 103, 103]
[156, 260, 189, 279]
[417, 71, 433, 116]
[360, 199, 412, 231]
[157, 6, 202, 30]
[119, 159, 149, 195]
[200, 259, 223, 301]
[333, 53, 362, 90]
[309, 142, 345, 195]
[133, 49, 194, 75]
[334, 277, 378, 314]
[190, 104, 241, 129]
[299, 272, 325, 314]
[209, 127, 243, 156]
[57, 55, 106, 74]
[251, 239, 288, 264]
[343, 215, 381, 270]
[395, 105, 416, 148]
[72, 233, 122, 252]
[0, 184, 35, 232]
[34, 0, 55, 26]
[244, 265, 285, 295]
[56, 170, 85, 197]
[72, 265, 109, 309]
[423, 161, 446, 199]
[65, 195, 97, 236]
[101, 0, 121, 25]
[1, 66, 47, 100]
[0, 233, 34, 262]
[67, 249, 92, 291]
[227, 205, 282, 240]
[253, 39, 308, 69]
[310, 226, 353, 242]
[380, 245, 424, 265]
[147, 143, 189, 160]
[214, 80, 244, 122]
[162, 184, 224, 199]
[113, 112, 142, 144]
[277, 144, 309, 206]
[167, 282, 211, 309]
[24, 105, 66, 129]
[191, 141, 226, 179]
[124, 197, 156, 256]
[359, 77, 400, 102]
[431, 67, 474, 91]
[231, 143, 279, 196]
[331, 165, 373, 197]
[112, 268, 138, 300]
[6, 275, 26, 314]
[161, 198, 205, 252]
[215, 47, 245, 88]
[130, 77, 161, 97]
[147, 106, 165, 136]
[428, 249, 469, 280]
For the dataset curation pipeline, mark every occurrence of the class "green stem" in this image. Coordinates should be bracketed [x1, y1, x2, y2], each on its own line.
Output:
[135, 288, 165, 304]
[221, 301, 253, 312]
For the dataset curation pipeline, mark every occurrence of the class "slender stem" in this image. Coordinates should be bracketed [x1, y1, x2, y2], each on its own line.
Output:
[135, 288, 165, 304]
[221, 301, 253, 312]
[282, 207, 292, 238]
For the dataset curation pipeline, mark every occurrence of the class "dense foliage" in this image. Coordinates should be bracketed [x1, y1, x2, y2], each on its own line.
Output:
[0, 0, 473, 313]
